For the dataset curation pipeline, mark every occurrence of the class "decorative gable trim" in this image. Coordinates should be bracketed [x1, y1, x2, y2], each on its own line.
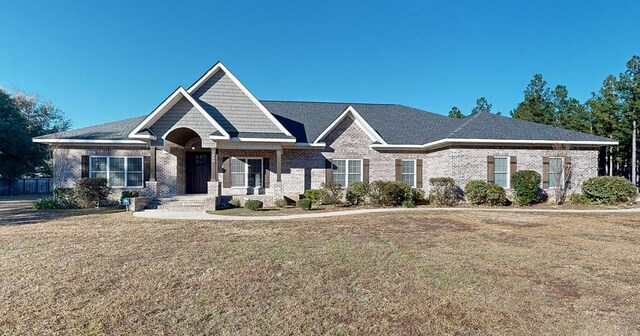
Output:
[128, 87, 230, 140]
[186, 62, 293, 137]
[313, 106, 387, 145]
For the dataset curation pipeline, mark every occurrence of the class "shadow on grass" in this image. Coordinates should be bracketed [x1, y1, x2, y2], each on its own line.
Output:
[0, 200, 125, 226]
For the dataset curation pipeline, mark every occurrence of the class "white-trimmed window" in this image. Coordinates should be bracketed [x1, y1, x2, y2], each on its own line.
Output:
[493, 156, 510, 188]
[90, 156, 143, 188]
[401, 159, 416, 187]
[230, 157, 263, 188]
[332, 159, 362, 187]
[548, 157, 564, 188]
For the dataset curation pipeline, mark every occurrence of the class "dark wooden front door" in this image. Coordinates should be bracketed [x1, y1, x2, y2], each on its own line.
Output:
[186, 152, 211, 194]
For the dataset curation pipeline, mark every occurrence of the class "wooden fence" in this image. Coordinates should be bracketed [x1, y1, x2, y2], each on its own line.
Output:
[0, 178, 53, 195]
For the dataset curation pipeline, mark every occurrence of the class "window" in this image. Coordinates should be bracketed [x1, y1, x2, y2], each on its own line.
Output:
[332, 159, 362, 187]
[493, 157, 509, 188]
[401, 160, 416, 187]
[548, 157, 564, 188]
[230, 158, 263, 188]
[90, 156, 144, 188]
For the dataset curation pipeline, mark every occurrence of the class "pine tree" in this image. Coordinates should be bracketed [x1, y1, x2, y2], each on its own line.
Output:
[552, 85, 590, 133]
[448, 106, 464, 118]
[511, 74, 554, 125]
[471, 97, 492, 114]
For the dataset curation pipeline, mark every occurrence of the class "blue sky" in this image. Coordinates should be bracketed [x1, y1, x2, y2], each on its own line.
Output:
[1, 0, 639, 128]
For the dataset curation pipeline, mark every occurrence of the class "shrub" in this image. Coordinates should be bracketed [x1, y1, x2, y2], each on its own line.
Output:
[464, 180, 489, 205]
[296, 199, 312, 210]
[73, 178, 111, 208]
[33, 197, 64, 209]
[274, 198, 287, 208]
[52, 187, 77, 208]
[410, 188, 426, 204]
[229, 198, 241, 208]
[569, 192, 591, 205]
[346, 181, 369, 205]
[303, 189, 321, 203]
[485, 183, 508, 206]
[582, 176, 638, 205]
[401, 199, 416, 208]
[511, 170, 542, 205]
[319, 182, 344, 205]
[244, 200, 263, 211]
[368, 181, 412, 206]
[429, 177, 458, 206]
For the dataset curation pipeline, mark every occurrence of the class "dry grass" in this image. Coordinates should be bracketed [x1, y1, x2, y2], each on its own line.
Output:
[1, 204, 639, 335]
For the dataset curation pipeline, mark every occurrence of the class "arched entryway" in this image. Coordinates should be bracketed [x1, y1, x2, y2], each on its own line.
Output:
[164, 128, 211, 194]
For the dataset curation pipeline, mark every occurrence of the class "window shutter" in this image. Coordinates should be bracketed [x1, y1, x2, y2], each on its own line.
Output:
[416, 159, 423, 188]
[81, 156, 89, 178]
[363, 159, 370, 184]
[222, 157, 230, 188]
[565, 157, 572, 189]
[325, 159, 333, 183]
[510, 156, 517, 177]
[143, 156, 151, 182]
[263, 158, 270, 188]
[395, 159, 402, 182]
[542, 157, 550, 189]
[486, 156, 494, 183]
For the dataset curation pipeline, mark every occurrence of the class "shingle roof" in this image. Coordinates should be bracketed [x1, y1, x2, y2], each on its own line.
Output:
[35, 101, 615, 145]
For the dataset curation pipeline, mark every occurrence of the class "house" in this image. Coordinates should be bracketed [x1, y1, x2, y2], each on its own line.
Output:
[33, 62, 618, 208]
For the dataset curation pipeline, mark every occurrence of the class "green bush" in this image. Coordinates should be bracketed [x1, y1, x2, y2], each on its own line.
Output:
[464, 180, 488, 205]
[73, 178, 111, 208]
[303, 189, 321, 203]
[368, 181, 412, 206]
[411, 188, 426, 204]
[33, 197, 64, 209]
[346, 181, 369, 205]
[52, 187, 78, 208]
[582, 176, 638, 205]
[569, 192, 591, 205]
[244, 200, 263, 211]
[401, 199, 416, 208]
[274, 198, 287, 208]
[296, 199, 312, 210]
[429, 177, 458, 206]
[228, 198, 241, 208]
[511, 170, 542, 205]
[120, 190, 139, 204]
[486, 183, 508, 206]
[319, 182, 344, 205]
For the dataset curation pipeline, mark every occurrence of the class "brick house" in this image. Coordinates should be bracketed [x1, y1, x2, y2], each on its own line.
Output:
[34, 62, 617, 207]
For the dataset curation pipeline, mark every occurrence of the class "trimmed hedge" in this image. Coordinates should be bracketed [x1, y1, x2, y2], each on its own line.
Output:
[368, 181, 412, 206]
[582, 176, 637, 205]
[464, 180, 507, 206]
[319, 182, 344, 205]
[346, 181, 369, 205]
[244, 200, 263, 211]
[74, 178, 111, 208]
[511, 170, 541, 205]
[296, 199, 312, 210]
[303, 189, 321, 203]
[429, 177, 458, 206]
[274, 198, 287, 208]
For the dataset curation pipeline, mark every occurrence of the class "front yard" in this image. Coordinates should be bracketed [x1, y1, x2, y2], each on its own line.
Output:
[1, 203, 639, 334]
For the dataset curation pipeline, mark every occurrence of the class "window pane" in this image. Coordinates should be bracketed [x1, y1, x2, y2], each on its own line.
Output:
[401, 160, 415, 174]
[402, 174, 415, 187]
[493, 157, 508, 188]
[230, 158, 245, 173]
[248, 159, 262, 188]
[548, 158, 563, 188]
[348, 160, 361, 174]
[127, 172, 143, 187]
[127, 157, 142, 172]
[494, 157, 508, 173]
[109, 157, 125, 172]
[231, 173, 245, 187]
[109, 172, 125, 187]
[92, 172, 107, 180]
[494, 173, 508, 188]
[333, 160, 346, 174]
[333, 173, 346, 187]
[348, 173, 361, 185]
[91, 157, 107, 172]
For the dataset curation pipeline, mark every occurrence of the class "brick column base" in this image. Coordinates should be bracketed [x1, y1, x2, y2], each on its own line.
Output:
[272, 181, 284, 199]
[145, 181, 159, 198]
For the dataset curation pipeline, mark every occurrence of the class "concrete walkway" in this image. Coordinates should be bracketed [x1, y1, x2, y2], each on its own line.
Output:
[133, 206, 640, 221]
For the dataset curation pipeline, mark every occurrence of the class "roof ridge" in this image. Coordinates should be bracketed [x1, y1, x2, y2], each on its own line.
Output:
[446, 112, 486, 138]
[260, 99, 398, 106]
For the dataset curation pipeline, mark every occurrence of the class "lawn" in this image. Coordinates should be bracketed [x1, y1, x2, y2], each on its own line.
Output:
[1, 205, 639, 334]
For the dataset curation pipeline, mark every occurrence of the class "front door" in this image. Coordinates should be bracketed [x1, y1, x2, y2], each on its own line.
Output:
[186, 152, 211, 194]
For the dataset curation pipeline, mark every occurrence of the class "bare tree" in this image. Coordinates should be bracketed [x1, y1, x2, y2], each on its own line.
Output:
[50, 145, 74, 189]
[551, 142, 573, 205]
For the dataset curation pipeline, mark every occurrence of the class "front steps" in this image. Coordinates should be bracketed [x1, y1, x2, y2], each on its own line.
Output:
[145, 195, 213, 212]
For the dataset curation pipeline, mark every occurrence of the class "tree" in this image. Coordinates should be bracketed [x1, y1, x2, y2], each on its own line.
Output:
[586, 75, 623, 176]
[0, 89, 70, 180]
[552, 85, 590, 133]
[617, 55, 640, 186]
[471, 97, 492, 114]
[511, 74, 555, 125]
[448, 106, 464, 118]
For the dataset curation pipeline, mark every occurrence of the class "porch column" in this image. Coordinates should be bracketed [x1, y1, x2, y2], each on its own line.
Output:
[276, 149, 282, 182]
[150, 147, 157, 181]
[210, 148, 218, 182]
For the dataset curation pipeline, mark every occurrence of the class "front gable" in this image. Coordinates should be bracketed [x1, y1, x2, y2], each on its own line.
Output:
[314, 106, 386, 146]
[323, 114, 377, 154]
[148, 96, 222, 147]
